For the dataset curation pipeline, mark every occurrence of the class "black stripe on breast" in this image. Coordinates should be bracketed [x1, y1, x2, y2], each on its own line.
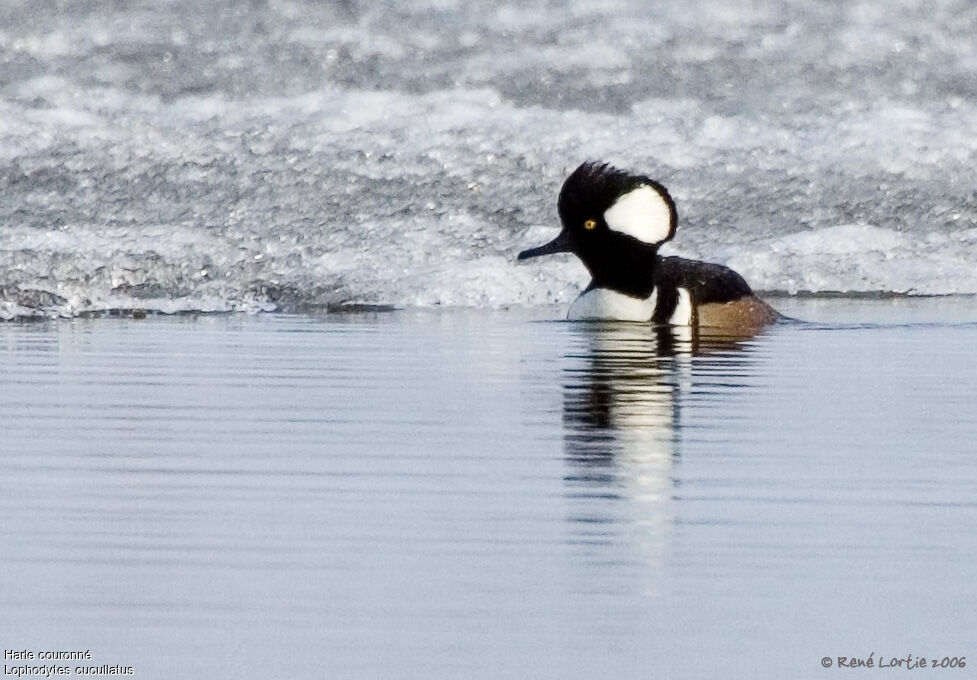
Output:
[651, 285, 678, 324]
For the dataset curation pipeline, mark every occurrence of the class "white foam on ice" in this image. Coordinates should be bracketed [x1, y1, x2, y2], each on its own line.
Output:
[3, 0, 977, 318]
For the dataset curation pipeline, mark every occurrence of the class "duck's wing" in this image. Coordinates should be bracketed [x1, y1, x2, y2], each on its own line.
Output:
[656, 255, 754, 300]
[653, 256, 777, 327]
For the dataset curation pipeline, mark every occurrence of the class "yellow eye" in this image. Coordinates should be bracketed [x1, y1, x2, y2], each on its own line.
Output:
[583, 219, 597, 230]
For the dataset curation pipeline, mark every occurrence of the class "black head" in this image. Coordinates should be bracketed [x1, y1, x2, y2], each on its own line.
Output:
[518, 162, 677, 294]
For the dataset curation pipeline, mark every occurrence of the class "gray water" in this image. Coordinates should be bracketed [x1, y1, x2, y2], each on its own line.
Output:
[3, 298, 976, 678]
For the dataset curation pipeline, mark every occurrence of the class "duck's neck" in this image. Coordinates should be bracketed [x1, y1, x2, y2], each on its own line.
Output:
[580, 240, 659, 299]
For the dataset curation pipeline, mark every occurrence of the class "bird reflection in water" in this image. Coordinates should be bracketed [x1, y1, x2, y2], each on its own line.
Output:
[561, 323, 761, 563]
[563, 324, 691, 496]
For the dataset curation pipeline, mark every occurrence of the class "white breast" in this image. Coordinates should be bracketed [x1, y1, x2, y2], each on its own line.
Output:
[668, 287, 693, 326]
[567, 287, 658, 321]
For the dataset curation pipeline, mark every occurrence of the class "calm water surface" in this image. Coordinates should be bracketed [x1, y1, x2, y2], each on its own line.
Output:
[2, 299, 976, 679]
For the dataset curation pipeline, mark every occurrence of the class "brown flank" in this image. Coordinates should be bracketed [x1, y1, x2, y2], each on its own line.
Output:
[695, 296, 780, 332]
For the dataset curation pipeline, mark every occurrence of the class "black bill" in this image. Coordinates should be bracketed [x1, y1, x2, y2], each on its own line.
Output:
[517, 229, 572, 260]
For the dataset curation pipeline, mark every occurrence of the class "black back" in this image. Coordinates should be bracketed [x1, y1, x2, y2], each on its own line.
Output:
[651, 256, 756, 321]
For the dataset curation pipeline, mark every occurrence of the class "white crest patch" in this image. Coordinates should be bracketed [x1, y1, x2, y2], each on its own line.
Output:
[603, 185, 673, 245]
[568, 287, 658, 321]
[668, 287, 693, 326]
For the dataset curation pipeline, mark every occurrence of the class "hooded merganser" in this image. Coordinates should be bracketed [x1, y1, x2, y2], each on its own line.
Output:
[518, 161, 779, 330]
